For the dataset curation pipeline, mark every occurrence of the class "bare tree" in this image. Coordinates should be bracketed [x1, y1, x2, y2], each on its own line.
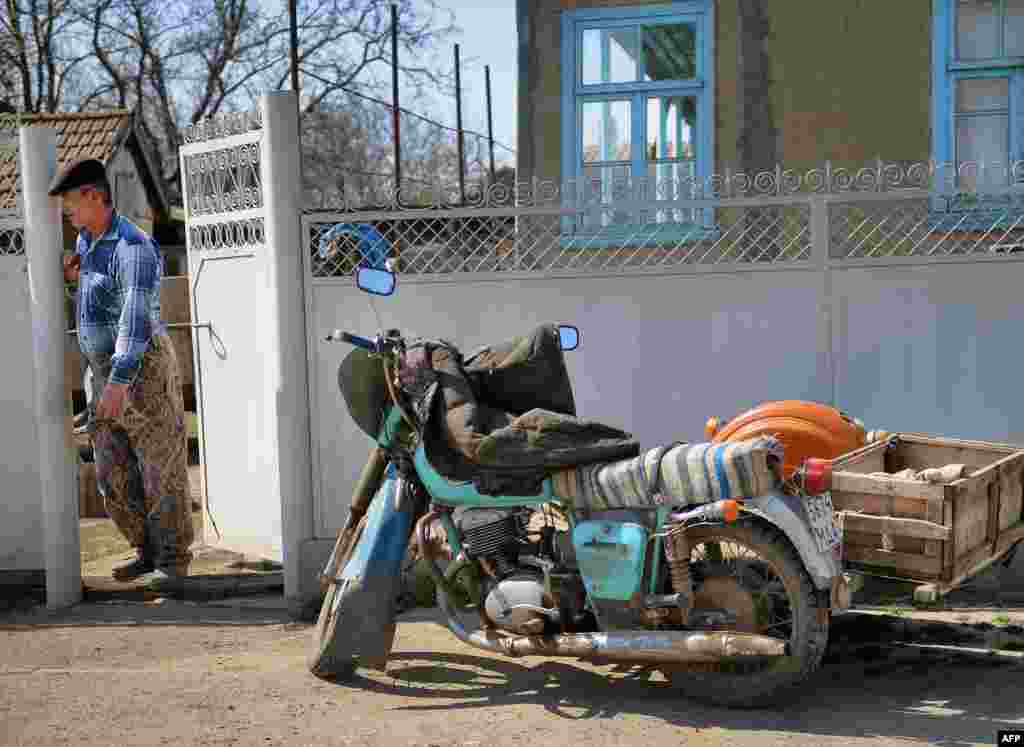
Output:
[0, 0, 93, 112]
[57, 0, 457, 203]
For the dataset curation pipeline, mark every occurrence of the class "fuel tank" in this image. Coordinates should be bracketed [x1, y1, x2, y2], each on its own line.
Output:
[705, 400, 874, 479]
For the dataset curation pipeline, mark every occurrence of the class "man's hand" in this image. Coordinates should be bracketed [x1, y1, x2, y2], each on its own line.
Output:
[96, 382, 129, 421]
[63, 253, 80, 284]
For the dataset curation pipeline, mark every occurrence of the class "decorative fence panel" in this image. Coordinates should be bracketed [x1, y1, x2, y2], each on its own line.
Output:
[179, 111, 285, 560]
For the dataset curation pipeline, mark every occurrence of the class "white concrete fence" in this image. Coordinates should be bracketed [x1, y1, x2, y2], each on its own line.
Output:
[7, 89, 1024, 611]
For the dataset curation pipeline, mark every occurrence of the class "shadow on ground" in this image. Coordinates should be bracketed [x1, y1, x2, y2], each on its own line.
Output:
[1, 601, 1022, 745]
[325, 643, 1023, 746]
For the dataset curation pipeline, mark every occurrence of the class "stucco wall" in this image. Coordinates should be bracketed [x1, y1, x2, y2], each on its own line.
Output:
[764, 0, 932, 170]
[109, 147, 154, 234]
[518, 0, 933, 181]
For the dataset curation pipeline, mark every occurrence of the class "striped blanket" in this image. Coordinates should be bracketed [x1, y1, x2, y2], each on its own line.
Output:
[552, 437, 784, 511]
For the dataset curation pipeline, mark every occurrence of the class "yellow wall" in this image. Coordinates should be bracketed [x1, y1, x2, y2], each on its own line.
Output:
[520, 0, 932, 181]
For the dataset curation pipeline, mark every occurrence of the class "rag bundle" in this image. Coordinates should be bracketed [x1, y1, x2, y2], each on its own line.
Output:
[870, 464, 968, 484]
[553, 436, 784, 511]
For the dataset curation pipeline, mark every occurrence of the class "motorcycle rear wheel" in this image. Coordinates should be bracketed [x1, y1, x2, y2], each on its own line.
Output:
[308, 515, 368, 679]
[658, 521, 829, 708]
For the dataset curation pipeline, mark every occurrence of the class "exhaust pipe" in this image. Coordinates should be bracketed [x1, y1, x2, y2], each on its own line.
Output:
[415, 512, 788, 665]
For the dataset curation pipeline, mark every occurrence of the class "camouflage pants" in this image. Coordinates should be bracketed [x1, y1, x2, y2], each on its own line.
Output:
[91, 334, 194, 572]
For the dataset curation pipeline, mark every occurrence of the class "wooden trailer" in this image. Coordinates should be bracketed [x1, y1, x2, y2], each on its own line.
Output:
[829, 433, 1024, 598]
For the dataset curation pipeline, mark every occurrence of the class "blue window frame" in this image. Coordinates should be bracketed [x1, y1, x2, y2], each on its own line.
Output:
[560, 2, 716, 245]
[931, 0, 1024, 213]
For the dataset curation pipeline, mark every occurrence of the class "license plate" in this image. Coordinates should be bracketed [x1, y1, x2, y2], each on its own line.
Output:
[804, 492, 842, 555]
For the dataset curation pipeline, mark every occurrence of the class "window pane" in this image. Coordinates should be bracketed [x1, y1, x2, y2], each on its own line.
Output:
[645, 96, 696, 162]
[956, 114, 1009, 190]
[579, 163, 633, 228]
[956, 0, 1000, 59]
[1007, 0, 1024, 55]
[582, 100, 632, 163]
[645, 161, 697, 223]
[956, 77, 1009, 112]
[642, 23, 696, 81]
[582, 28, 639, 84]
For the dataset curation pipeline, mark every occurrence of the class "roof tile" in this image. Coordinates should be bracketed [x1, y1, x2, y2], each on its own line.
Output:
[0, 111, 133, 202]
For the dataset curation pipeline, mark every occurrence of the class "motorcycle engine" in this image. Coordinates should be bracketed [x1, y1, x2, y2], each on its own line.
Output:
[455, 507, 561, 635]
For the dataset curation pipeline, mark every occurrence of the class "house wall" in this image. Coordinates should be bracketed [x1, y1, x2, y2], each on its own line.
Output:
[518, 0, 933, 182]
[764, 0, 932, 170]
[109, 147, 154, 235]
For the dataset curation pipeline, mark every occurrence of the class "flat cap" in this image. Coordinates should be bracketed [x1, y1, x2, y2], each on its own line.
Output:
[48, 158, 108, 196]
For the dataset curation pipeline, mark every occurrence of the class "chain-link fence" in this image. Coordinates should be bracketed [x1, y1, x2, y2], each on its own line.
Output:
[304, 160, 1024, 277]
[0, 215, 25, 255]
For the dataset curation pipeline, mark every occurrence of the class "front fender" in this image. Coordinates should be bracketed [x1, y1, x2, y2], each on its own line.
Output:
[324, 465, 417, 669]
[743, 491, 842, 594]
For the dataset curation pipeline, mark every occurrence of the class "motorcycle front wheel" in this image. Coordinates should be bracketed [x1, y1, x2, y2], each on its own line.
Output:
[658, 521, 830, 708]
[308, 515, 367, 679]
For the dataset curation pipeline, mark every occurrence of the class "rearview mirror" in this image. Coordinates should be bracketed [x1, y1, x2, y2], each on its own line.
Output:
[558, 324, 579, 351]
[355, 267, 396, 296]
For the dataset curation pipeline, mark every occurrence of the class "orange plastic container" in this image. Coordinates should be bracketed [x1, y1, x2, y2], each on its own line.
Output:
[705, 400, 870, 480]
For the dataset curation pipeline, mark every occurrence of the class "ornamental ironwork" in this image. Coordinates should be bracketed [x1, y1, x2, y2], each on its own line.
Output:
[180, 109, 263, 145]
[188, 217, 265, 254]
[184, 142, 262, 217]
[323, 159, 1024, 214]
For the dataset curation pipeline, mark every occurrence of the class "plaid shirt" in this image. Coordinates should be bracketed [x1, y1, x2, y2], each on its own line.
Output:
[75, 212, 165, 386]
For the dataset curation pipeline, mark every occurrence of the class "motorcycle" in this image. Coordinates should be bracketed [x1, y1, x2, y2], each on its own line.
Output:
[309, 265, 851, 708]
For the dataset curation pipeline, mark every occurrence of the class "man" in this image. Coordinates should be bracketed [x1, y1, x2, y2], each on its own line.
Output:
[53, 159, 193, 586]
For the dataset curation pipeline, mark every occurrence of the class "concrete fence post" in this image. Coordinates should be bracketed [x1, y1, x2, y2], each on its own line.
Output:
[809, 195, 836, 407]
[260, 92, 313, 608]
[20, 125, 82, 610]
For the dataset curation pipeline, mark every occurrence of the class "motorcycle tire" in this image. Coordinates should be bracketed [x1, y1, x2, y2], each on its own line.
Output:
[659, 521, 830, 709]
[308, 515, 368, 680]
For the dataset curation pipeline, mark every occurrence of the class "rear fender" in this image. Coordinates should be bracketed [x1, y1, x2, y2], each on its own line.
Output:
[325, 465, 417, 669]
[742, 492, 842, 593]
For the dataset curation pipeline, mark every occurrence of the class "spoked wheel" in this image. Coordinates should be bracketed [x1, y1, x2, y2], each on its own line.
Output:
[659, 521, 829, 708]
[308, 515, 368, 680]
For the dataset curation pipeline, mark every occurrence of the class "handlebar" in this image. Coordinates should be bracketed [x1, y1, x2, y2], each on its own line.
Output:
[327, 330, 376, 351]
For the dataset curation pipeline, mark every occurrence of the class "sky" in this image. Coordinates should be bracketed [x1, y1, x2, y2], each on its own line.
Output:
[406, 0, 518, 165]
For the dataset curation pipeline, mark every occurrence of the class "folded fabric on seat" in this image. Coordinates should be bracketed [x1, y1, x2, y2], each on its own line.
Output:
[554, 436, 784, 511]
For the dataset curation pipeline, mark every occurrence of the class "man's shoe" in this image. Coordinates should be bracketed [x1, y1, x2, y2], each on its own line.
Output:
[111, 547, 155, 581]
[138, 565, 189, 591]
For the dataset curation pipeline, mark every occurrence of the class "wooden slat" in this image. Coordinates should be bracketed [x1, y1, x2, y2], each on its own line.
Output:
[943, 499, 955, 582]
[831, 439, 889, 472]
[843, 545, 943, 578]
[831, 471, 947, 501]
[987, 470, 1003, 553]
[894, 438, 1017, 476]
[996, 521, 1024, 556]
[836, 511, 950, 540]
[898, 432, 1021, 453]
[831, 490, 932, 521]
[1000, 463, 1024, 532]
[954, 483, 992, 560]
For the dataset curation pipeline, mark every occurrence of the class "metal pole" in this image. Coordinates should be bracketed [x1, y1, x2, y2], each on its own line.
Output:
[288, 0, 300, 96]
[485, 64, 496, 186]
[454, 43, 466, 205]
[21, 125, 82, 610]
[391, 4, 402, 198]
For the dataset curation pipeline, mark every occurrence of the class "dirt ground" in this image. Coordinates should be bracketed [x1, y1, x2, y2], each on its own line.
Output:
[6, 467, 1014, 745]
[2, 599, 1023, 747]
